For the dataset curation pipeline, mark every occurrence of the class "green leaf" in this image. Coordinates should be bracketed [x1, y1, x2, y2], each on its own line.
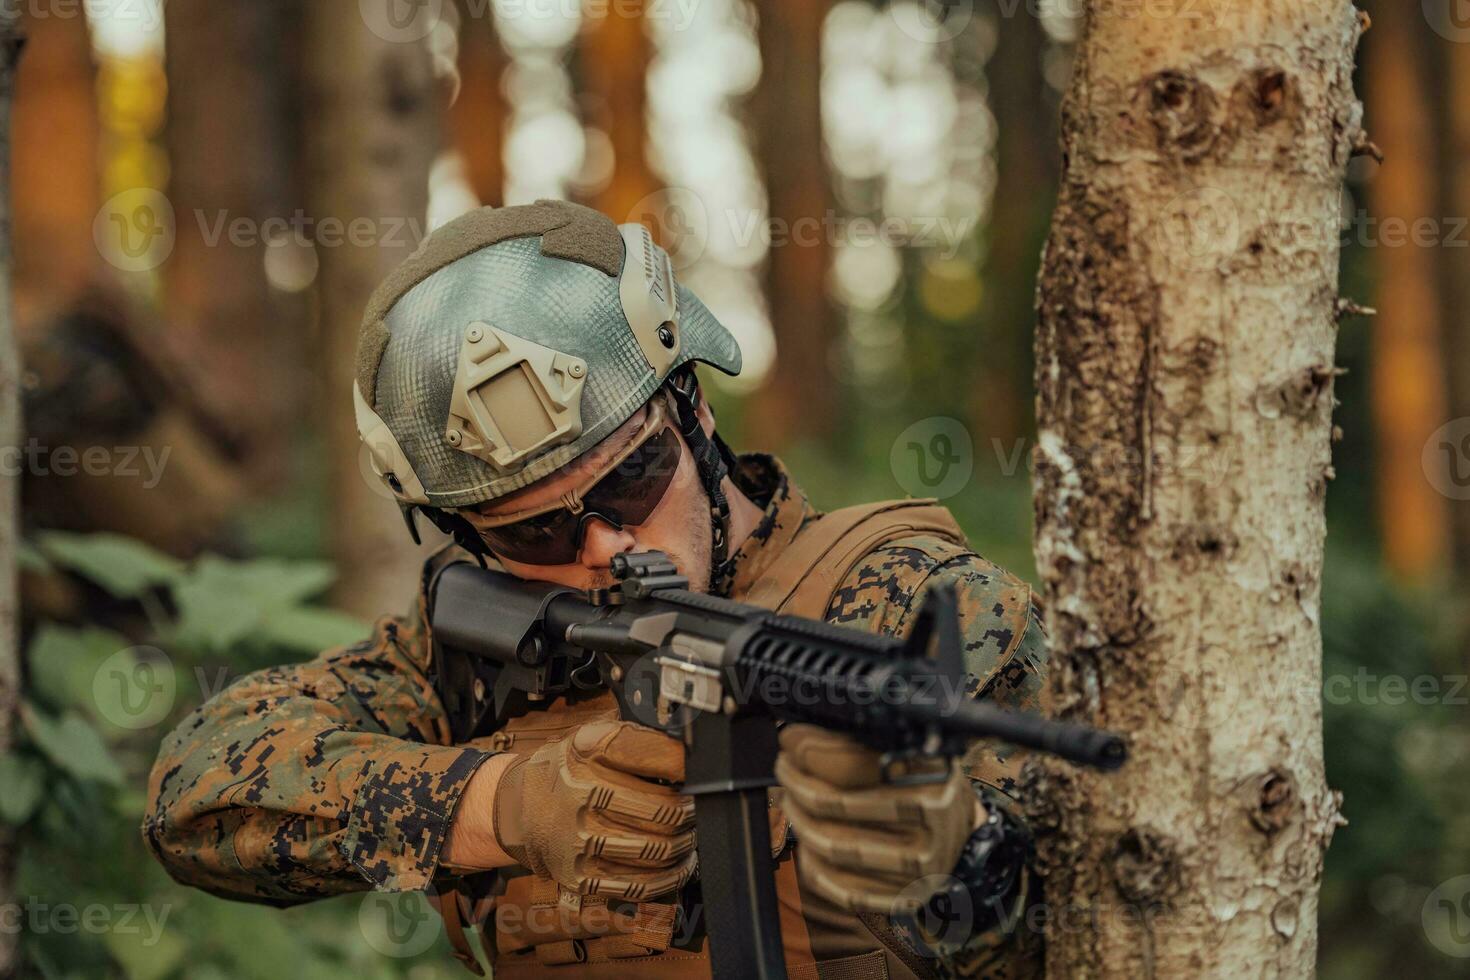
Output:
[172, 556, 339, 653]
[27, 624, 134, 714]
[16, 539, 49, 572]
[257, 606, 370, 655]
[21, 703, 125, 786]
[105, 914, 186, 980]
[105, 916, 188, 980]
[35, 531, 185, 599]
[0, 752, 46, 825]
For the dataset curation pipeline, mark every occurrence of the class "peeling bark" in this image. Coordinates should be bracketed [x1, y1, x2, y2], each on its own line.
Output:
[1027, 2, 1360, 975]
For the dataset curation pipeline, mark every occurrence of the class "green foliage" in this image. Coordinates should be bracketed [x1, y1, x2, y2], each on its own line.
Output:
[0, 752, 46, 825]
[35, 532, 186, 599]
[169, 555, 338, 655]
[10, 533, 465, 980]
[27, 625, 134, 720]
[1316, 547, 1470, 979]
[21, 703, 125, 786]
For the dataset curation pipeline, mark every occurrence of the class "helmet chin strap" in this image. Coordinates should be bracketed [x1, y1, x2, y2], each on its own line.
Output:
[667, 368, 738, 596]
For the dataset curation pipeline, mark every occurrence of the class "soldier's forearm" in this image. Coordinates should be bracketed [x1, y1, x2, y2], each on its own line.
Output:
[442, 753, 519, 870]
[143, 618, 498, 899]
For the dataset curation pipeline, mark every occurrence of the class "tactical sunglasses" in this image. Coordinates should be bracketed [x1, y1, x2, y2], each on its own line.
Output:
[461, 395, 684, 566]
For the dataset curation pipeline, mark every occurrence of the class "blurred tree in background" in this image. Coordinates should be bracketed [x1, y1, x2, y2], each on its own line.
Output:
[2, 0, 1467, 977]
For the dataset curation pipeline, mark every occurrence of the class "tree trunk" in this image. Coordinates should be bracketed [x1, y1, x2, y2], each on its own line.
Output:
[1442, 22, 1470, 587]
[164, 0, 308, 487]
[0, 13, 25, 978]
[1027, 3, 1362, 975]
[11, 4, 96, 326]
[301, 5, 445, 618]
[977, 4, 1055, 449]
[746, 0, 835, 450]
[451, 0, 506, 208]
[579, 0, 659, 222]
[1360, 0, 1448, 581]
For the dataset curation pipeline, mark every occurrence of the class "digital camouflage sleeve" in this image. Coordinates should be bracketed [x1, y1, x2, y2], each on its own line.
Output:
[143, 527, 1048, 975]
[142, 564, 496, 904]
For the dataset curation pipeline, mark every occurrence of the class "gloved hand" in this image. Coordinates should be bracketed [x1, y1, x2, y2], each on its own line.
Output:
[775, 724, 981, 915]
[493, 719, 697, 902]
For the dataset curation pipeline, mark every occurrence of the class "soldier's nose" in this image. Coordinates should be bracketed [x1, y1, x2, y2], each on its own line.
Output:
[579, 518, 636, 570]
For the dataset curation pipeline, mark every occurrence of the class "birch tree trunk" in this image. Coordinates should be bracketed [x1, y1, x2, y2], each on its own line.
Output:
[0, 12, 24, 978]
[1027, 2, 1364, 975]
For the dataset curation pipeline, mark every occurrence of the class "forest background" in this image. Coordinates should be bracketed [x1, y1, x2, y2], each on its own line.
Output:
[3, 0, 1468, 977]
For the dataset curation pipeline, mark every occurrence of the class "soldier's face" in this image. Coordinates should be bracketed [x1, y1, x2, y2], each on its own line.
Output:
[464, 401, 715, 592]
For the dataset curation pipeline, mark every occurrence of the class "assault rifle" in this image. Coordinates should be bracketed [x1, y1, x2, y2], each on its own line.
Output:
[429, 551, 1125, 979]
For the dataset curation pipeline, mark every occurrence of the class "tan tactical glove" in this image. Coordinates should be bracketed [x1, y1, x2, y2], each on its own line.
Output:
[493, 720, 697, 902]
[776, 724, 980, 915]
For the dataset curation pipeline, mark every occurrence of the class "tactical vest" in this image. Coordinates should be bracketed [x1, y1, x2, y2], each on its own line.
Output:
[429, 499, 968, 980]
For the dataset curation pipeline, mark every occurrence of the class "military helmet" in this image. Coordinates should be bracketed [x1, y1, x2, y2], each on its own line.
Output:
[353, 200, 743, 513]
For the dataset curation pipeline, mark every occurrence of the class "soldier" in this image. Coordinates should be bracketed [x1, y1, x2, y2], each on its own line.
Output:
[144, 200, 1049, 979]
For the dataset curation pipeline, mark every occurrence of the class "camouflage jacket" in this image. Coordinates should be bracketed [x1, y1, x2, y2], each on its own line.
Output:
[144, 455, 1049, 977]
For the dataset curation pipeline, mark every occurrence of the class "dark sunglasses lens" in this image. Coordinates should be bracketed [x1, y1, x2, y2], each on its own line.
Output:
[479, 507, 582, 565]
[584, 428, 682, 526]
[479, 427, 682, 566]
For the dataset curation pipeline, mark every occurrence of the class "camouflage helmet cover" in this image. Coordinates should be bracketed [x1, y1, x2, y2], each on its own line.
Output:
[354, 200, 742, 510]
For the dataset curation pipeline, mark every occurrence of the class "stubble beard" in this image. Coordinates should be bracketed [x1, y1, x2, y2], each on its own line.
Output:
[663, 502, 714, 593]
